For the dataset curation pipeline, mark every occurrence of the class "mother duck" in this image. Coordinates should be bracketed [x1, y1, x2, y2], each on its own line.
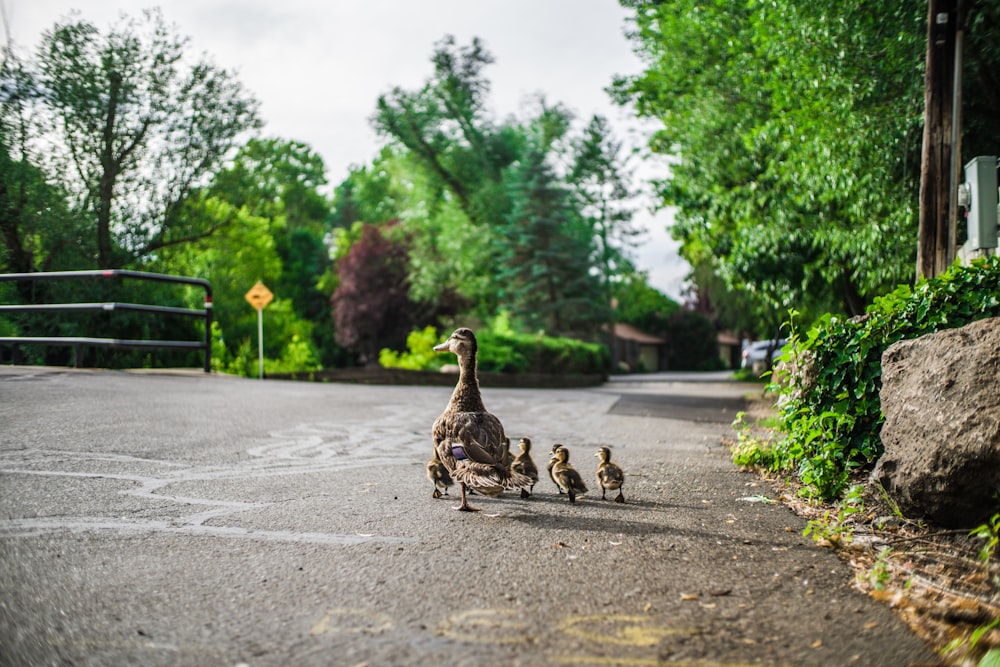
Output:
[432, 327, 530, 511]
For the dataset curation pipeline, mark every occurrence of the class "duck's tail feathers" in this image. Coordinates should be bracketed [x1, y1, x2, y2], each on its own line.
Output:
[504, 468, 535, 490]
[453, 462, 505, 496]
[454, 462, 535, 495]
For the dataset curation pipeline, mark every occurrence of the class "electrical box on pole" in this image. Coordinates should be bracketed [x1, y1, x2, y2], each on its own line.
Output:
[957, 156, 999, 251]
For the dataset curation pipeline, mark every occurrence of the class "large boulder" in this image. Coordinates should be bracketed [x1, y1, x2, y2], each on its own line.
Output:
[872, 317, 1000, 528]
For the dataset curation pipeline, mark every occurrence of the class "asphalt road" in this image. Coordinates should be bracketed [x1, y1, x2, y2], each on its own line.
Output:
[0, 366, 937, 667]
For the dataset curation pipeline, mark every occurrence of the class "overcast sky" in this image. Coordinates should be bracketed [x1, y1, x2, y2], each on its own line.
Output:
[5, 0, 688, 300]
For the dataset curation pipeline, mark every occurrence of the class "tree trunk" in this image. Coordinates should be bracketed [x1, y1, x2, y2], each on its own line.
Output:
[916, 0, 958, 280]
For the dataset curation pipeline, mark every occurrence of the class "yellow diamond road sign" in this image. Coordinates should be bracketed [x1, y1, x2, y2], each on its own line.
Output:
[245, 281, 274, 310]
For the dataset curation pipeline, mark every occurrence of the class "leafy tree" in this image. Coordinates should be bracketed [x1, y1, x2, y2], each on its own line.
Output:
[569, 114, 641, 301]
[327, 150, 483, 334]
[370, 36, 644, 340]
[206, 138, 339, 364]
[665, 309, 723, 371]
[151, 196, 284, 356]
[613, 272, 680, 335]
[331, 221, 422, 365]
[0, 41, 85, 283]
[33, 8, 260, 268]
[499, 140, 607, 336]
[612, 0, 942, 332]
[372, 35, 520, 229]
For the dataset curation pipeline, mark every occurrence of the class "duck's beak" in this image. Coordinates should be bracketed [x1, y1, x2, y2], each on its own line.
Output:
[433, 341, 450, 352]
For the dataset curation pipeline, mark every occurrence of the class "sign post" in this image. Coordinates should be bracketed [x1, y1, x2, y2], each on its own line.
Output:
[244, 281, 274, 379]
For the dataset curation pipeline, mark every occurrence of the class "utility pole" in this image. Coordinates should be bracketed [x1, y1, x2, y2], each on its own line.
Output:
[916, 0, 959, 280]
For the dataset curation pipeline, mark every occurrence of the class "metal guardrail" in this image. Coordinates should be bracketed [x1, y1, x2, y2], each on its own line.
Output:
[0, 270, 213, 372]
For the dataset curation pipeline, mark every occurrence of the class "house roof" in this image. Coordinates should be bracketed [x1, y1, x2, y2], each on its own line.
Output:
[613, 322, 666, 345]
[717, 331, 741, 346]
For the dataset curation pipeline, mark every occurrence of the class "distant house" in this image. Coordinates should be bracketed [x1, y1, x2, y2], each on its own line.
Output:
[716, 331, 741, 370]
[612, 323, 666, 372]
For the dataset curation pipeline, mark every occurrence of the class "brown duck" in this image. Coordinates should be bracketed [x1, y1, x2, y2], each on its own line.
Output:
[426, 448, 454, 498]
[431, 328, 531, 511]
[550, 445, 588, 503]
[547, 442, 564, 494]
[595, 446, 625, 503]
[511, 437, 539, 498]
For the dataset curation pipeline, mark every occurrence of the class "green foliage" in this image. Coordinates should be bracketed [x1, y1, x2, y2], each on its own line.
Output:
[666, 309, 725, 371]
[477, 331, 609, 375]
[760, 257, 1000, 500]
[614, 0, 1000, 335]
[35, 8, 261, 268]
[613, 273, 680, 333]
[379, 323, 609, 376]
[497, 140, 608, 337]
[369, 36, 638, 337]
[264, 334, 322, 376]
[379, 326, 447, 371]
[864, 548, 894, 592]
[971, 514, 1000, 565]
[802, 483, 864, 547]
[942, 619, 1000, 667]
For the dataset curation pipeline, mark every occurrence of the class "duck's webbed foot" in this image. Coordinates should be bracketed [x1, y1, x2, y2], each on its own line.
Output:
[432, 488, 442, 499]
[453, 483, 481, 512]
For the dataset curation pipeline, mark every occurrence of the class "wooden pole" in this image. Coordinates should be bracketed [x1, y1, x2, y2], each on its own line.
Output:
[917, 0, 958, 280]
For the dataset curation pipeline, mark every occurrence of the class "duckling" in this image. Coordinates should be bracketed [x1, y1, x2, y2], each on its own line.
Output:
[432, 328, 532, 511]
[511, 437, 539, 498]
[547, 442, 564, 494]
[426, 448, 454, 498]
[550, 445, 588, 503]
[595, 446, 625, 503]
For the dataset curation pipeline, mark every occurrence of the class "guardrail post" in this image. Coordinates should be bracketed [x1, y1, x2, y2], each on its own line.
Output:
[203, 293, 213, 373]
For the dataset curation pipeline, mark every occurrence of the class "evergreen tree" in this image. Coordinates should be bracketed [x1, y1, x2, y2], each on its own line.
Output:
[499, 143, 607, 336]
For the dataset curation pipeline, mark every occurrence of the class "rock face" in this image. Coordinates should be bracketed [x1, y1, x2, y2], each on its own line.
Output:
[872, 317, 1000, 528]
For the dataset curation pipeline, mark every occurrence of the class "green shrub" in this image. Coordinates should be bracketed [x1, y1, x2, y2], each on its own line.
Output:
[379, 324, 610, 375]
[479, 331, 609, 374]
[748, 257, 1000, 500]
[378, 326, 447, 371]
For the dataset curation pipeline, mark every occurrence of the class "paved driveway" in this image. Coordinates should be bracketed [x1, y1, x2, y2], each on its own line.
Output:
[0, 366, 934, 666]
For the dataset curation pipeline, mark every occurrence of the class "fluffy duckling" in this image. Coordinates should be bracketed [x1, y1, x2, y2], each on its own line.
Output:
[426, 448, 454, 499]
[511, 437, 539, 498]
[550, 445, 588, 503]
[547, 442, 564, 494]
[431, 328, 532, 511]
[595, 446, 625, 503]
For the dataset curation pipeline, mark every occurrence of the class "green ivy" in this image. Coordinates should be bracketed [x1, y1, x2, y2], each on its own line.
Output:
[755, 257, 1000, 500]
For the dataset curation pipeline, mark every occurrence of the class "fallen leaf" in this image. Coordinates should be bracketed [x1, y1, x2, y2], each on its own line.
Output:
[680, 593, 699, 601]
